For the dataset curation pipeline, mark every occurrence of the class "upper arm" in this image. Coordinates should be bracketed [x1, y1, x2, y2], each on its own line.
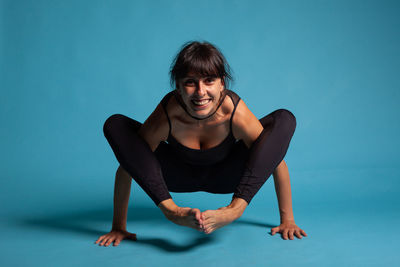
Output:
[232, 99, 264, 149]
[137, 103, 169, 152]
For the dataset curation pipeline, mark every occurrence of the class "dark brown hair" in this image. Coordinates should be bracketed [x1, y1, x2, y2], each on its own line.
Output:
[169, 41, 233, 89]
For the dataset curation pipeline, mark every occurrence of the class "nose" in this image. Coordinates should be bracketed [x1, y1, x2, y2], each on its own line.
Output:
[195, 81, 207, 96]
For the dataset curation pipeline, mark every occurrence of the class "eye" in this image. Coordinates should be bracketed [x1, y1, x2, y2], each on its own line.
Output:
[204, 77, 216, 84]
[184, 79, 195, 86]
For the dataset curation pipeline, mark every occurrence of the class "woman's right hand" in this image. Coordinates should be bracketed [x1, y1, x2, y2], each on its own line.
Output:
[95, 229, 137, 247]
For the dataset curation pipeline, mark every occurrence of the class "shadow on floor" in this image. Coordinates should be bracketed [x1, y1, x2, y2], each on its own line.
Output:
[235, 219, 276, 229]
[18, 204, 277, 251]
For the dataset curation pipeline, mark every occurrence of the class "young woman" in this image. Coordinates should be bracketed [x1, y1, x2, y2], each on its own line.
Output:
[95, 41, 307, 247]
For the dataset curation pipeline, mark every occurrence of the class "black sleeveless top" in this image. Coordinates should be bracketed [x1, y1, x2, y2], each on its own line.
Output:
[159, 89, 241, 166]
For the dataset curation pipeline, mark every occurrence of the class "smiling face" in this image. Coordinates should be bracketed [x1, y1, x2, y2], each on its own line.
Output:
[177, 73, 225, 119]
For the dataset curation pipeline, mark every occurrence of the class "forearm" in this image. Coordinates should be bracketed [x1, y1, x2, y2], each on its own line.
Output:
[112, 166, 132, 230]
[273, 160, 295, 223]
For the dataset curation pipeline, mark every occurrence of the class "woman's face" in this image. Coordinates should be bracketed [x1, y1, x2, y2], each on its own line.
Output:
[177, 73, 225, 119]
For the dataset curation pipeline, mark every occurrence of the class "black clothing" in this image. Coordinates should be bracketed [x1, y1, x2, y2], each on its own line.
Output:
[159, 89, 240, 166]
[103, 90, 296, 206]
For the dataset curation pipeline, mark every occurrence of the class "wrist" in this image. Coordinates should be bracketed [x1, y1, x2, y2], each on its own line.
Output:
[111, 225, 127, 231]
[280, 217, 295, 224]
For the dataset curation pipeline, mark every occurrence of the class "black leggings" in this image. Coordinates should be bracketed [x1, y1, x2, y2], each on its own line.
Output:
[103, 109, 296, 206]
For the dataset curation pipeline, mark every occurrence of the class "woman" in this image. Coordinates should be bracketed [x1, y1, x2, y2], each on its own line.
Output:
[95, 41, 307, 247]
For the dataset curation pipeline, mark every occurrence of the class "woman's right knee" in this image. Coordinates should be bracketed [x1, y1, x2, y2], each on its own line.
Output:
[103, 114, 126, 137]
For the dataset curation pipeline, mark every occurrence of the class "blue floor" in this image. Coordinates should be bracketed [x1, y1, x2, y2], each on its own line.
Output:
[2, 0, 399, 266]
[1, 167, 399, 266]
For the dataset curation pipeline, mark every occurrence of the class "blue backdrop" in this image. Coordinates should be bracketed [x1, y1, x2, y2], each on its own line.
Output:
[1, 0, 399, 266]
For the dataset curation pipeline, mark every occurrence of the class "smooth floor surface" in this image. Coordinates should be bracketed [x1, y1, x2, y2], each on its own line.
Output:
[1, 167, 399, 267]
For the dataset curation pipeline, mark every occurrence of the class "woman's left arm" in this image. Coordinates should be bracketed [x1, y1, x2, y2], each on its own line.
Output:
[271, 160, 307, 240]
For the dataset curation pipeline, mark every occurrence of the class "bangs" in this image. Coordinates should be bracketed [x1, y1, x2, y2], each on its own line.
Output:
[177, 50, 222, 79]
[170, 41, 233, 88]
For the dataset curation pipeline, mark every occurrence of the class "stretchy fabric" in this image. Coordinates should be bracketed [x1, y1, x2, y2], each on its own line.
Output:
[103, 89, 296, 206]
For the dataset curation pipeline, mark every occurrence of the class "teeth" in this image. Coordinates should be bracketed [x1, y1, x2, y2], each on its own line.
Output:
[192, 99, 210, 105]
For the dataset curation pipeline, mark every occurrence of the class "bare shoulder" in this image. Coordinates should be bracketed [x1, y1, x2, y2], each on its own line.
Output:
[232, 98, 264, 148]
[137, 97, 170, 152]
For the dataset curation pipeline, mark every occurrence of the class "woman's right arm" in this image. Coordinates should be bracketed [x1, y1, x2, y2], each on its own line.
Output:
[138, 103, 169, 152]
[95, 102, 170, 246]
[95, 165, 137, 247]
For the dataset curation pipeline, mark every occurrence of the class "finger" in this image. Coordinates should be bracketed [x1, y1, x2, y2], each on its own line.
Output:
[288, 230, 294, 240]
[271, 227, 278, 235]
[100, 237, 110, 246]
[301, 230, 307, 237]
[113, 239, 121, 246]
[282, 229, 289, 240]
[98, 235, 108, 242]
[294, 230, 302, 239]
[105, 236, 116, 247]
[99, 236, 106, 246]
[105, 238, 114, 247]
[95, 236, 104, 244]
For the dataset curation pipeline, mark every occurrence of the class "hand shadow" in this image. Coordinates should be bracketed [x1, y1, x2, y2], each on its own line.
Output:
[18, 204, 216, 252]
[19, 204, 279, 251]
[234, 219, 279, 237]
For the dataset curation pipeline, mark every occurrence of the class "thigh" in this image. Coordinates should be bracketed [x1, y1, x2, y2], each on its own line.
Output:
[259, 109, 279, 130]
[200, 110, 282, 194]
[103, 114, 144, 167]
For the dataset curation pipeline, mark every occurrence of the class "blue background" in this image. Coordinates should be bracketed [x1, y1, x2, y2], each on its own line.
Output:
[1, 0, 399, 266]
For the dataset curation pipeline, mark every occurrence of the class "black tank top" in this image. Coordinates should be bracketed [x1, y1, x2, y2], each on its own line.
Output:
[159, 89, 241, 165]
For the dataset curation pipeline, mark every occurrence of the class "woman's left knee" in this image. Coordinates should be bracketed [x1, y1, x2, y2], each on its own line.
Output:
[275, 109, 297, 134]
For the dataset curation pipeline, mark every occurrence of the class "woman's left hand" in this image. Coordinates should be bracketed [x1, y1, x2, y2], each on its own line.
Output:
[271, 221, 307, 240]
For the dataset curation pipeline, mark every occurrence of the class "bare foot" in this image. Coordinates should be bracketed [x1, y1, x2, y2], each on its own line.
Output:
[200, 207, 240, 234]
[163, 207, 203, 231]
